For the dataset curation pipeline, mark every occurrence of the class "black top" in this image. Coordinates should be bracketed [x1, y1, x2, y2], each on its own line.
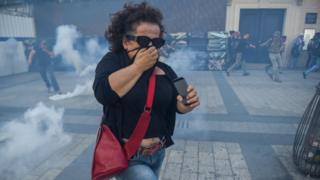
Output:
[227, 37, 239, 53]
[93, 50, 180, 148]
[34, 47, 51, 67]
[236, 39, 248, 53]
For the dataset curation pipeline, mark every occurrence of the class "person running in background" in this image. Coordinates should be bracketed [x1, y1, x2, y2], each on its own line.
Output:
[226, 33, 255, 76]
[306, 38, 316, 68]
[265, 35, 286, 74]
[260, 31, 284, 83]
[28, 40, 61, 94]
[226, 30, 237, 69]
[289, 34, 305, 69]
[279, 35, 287, 73]
[24, 41, 36, 72]
[303, 32, 320, 79]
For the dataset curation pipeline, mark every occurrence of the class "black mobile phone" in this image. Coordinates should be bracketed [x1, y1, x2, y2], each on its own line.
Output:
[173, 77, 189, 104]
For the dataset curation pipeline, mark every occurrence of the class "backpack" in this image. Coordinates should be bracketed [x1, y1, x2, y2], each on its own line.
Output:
[268, 37, 282, 53]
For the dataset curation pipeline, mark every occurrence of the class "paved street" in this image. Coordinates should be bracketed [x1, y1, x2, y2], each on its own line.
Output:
[0, 69, 319, 180]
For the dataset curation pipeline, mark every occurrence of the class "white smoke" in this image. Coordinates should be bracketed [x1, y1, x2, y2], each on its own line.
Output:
[51, 25, 107, 101]
[53, 25, 107, 74]
[53, 25, 85, 73]
[0, 38, 28, 76]
[0, 102, 71, 179]
[79, 64, 97, 77]
[163, 48, 206, 71]
[49, 80, 93, 101]
[84, 38, 108, 64]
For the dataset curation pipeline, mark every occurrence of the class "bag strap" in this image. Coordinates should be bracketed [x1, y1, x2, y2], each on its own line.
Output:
[123, 70, 156, 159]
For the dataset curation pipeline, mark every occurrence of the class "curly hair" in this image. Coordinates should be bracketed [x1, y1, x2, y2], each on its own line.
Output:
[105, 2, 165, 52]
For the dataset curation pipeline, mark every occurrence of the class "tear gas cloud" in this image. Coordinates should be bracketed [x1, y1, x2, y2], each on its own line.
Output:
[53, 25, 84, 73]
[0, 38, 28, 76]
[0, 102, 71, 180]
[163, 48, 206, 72]
[50, 25, 107, 101]
[49, 80, 93, 101]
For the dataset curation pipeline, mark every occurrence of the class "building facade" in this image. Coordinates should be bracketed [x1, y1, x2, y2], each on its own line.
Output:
[0, 0, 319, 69]
[226, 0, 320, 65]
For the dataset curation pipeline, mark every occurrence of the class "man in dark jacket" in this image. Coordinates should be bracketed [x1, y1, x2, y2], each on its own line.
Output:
[226, 30, 237, 68]
[303, 32, 320, 79]
[289, 34, 305, 69]
[226, 33, 255, 76]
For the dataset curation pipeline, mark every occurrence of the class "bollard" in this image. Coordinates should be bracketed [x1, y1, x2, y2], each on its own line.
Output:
[293, 82, 320, 177]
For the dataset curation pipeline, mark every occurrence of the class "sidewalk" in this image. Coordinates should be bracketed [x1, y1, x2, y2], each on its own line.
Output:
[0, 69, 319, 180]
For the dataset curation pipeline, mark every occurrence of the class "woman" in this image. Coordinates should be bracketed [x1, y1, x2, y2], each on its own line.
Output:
[93, 2, 200, 180]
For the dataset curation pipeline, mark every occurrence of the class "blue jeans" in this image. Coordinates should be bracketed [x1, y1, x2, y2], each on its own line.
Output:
[305, 56, 320, 76]
[39, 64, 60, 92]
[114, 148, 165, 180]
[289, 55, 300, 69]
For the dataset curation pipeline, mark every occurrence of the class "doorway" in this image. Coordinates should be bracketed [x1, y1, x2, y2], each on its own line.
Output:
[239, 9, 285, 63]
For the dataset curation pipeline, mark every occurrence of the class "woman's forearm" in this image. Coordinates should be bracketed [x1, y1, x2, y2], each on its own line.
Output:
[108, 64, 143, 97]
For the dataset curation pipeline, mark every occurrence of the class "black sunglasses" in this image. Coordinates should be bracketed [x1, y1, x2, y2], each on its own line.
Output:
[126, 35, 165, 49]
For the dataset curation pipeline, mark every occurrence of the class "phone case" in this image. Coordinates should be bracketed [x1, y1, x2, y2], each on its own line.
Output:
[173, 77, 188, 104]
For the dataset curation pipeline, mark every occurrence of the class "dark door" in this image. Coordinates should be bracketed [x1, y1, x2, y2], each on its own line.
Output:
[239, 9, 285, 63]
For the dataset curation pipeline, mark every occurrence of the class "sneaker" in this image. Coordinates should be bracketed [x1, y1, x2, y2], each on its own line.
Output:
[274, 79, 282, 83]
[265, 65, 271, 73]
[264, 66, 269, 72]
[243, 72, 250, 76]
[303, 72, 306, 79]
[54, 91, 62, 95]
[48, 88, 54, 94]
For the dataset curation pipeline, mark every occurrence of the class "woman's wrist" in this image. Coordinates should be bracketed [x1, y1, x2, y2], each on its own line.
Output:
[130, 63, 144, 75]
[176, 102, 192, 114]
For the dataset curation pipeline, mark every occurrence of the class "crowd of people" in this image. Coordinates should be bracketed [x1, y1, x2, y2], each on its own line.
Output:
[22, 29, 319, 94]
[225, 30, 320, 82]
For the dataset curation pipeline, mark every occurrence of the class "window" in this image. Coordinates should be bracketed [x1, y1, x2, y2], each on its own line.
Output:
[305, 13, 317, 24]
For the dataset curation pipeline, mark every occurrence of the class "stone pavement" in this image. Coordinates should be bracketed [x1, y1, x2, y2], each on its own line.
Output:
[0, 69, 319, 180]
